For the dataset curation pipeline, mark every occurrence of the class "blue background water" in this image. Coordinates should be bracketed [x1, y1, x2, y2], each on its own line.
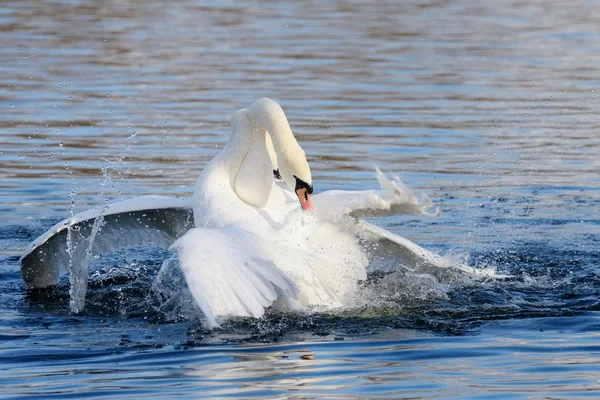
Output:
[1, 0, 599, 397]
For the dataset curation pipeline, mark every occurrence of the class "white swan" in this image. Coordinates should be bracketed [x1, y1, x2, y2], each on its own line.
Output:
[20, 98, 447, 328]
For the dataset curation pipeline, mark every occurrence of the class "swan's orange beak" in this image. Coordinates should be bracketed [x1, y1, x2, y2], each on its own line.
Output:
[295, 187, 314, 211]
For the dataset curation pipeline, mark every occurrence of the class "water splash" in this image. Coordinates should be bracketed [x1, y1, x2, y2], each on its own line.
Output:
[66, 159, 117, 313]
[149, 256, 203, 323]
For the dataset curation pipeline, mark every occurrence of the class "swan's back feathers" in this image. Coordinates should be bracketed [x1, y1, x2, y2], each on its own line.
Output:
[170, 228, 299, 328]
[21, 196, 194, 289]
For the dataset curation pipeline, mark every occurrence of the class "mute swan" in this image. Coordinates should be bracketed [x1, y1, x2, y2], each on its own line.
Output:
[21, 98, 446, 328]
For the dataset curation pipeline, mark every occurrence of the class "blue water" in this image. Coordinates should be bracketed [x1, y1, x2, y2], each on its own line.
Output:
[2, 0, 600, 397]
[4, 324, 600, 398]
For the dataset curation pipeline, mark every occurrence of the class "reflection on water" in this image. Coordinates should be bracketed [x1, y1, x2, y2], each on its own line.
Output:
[1, 0, 600, 398]
[3, 319, 600, 398]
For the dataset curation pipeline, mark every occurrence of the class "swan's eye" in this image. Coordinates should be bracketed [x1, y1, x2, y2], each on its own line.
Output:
[294, 175, 313, 194]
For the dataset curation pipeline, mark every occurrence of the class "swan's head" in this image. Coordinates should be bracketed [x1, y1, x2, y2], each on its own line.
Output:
[248, 98, 314, 211]
[277, 144, 314, 211]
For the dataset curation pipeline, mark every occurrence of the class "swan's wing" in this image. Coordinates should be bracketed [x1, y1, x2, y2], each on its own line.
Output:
[312, 167, 440, 222]
[21, 196, 194, 289]
[170, 227, 298, 328]
[357, 221, 508, 279]
[356, 221, 447, 271]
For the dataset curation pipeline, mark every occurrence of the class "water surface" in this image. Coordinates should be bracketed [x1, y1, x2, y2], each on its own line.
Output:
[1, 0, 599, 398]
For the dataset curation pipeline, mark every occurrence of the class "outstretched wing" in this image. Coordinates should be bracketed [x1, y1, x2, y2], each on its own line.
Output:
[170, 227, 298, 328]
[311, 166, 467, 274]
[358, 221, 508, 279]
[312, 166, 440, 222]
[21, 196, 194, 289]
[356, 221, 447, 271]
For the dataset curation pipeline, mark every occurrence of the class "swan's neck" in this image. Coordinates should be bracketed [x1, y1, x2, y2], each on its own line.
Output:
[247, 98, 311, 191]
[247, 98, 299, 158]
[225, 109, 273, 208]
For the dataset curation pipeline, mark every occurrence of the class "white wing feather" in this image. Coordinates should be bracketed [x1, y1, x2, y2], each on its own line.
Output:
[21, 196, 194, 288]
[312, 166, 440, 222]
[170, 228, 299, 328]
[310, 167, 448, 273]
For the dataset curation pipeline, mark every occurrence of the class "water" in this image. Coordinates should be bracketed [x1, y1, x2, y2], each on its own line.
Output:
[1, 0, 599, 397]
